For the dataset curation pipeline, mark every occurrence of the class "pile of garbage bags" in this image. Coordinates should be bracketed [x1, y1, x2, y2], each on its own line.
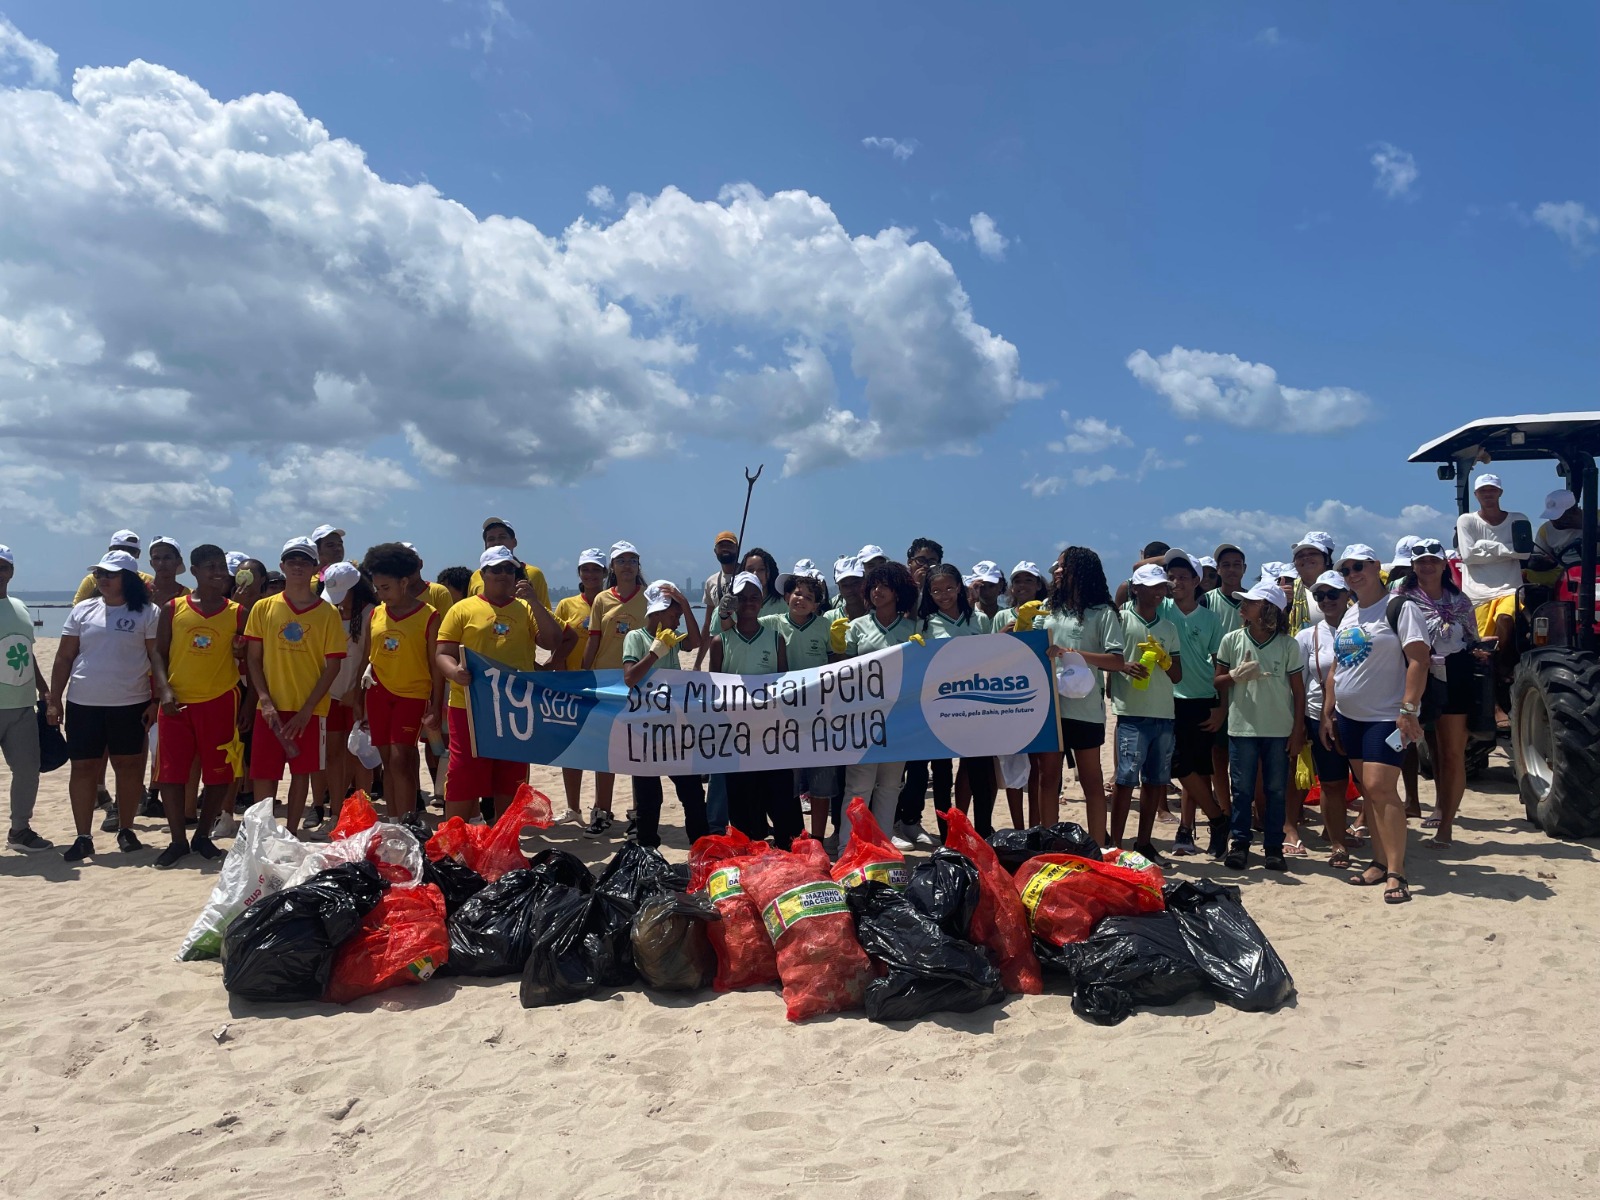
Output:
[180, 789, 1294, 1026]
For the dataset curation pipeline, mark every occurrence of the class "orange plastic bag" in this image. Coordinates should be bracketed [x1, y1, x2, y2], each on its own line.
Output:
[330, 791, 379, 840]
[740, 850, 873, 1021]
[424, 784, 552, 882]
[703, 853, 779, 992]
[1014, 854, 1166, 947]
[790, 830, 832, 875]
[831, 797, 908, 890]
[325, 883, 449, 1003]
[688, 824, 769, 891]
[940, 807, 1043, 994]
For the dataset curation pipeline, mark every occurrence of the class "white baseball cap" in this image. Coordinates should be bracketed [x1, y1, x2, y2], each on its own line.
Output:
[321, 561, 361, 605]
[110, 529, 140, 550]
[0, 545, 13, 565]
[1233, 580, 1288, 610]
[279, 537, 318, 563]
[1312, 570, 1347, 593]
[1197, 555, 1218, 570]
[833, 554, 864, 582]
[1161, 548, 1202, 576]
[644, 579, 676, 615]
[311, 524, 346, 543]
[92, 550, 139, 574]
[610, 540, 639, 560]
[1336, 543, 1381, 567]
[731, 570, 763, 596]
[1473, 473, 1504, 493]
[1409, 537, 1447, 562]
[857, 544, 886, 563]
[1130, 563, 1169, 588]
[1263, 561, 1293, 581]
[150, 535, 182, 557]
[1291, 531, 1335, 557]
[1388, 535, 1420, 570]
[225, 551, 249, 575]
[776, 559, 825, 595]
[1542, 489, 1577, 521]
[577, 547, 608, 568]
[1010, 560, 1043, 580]
[969, 560, 1003, 585]
[479, 545, 517, 570]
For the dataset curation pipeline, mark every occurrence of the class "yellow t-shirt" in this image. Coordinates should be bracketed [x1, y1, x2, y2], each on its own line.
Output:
[552, 593, 594, 671]
[468, 562, 550, 610]
[368, 602, 439, 700]
[586, 587, 648, 670]
[74, 571, 156, 604]
[422, 581, 456, 617]
[167, 596, 243, 704]
[243, 593, 346, 715]
[437, 595, 538, 709]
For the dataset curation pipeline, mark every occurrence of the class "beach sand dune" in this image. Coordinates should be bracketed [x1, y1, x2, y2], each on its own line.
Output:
[2, 638, 1598, 1199]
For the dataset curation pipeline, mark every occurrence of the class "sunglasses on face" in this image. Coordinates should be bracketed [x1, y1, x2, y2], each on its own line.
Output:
[1338, 562, 1370, 577]
[1313, 590, 1344, 603]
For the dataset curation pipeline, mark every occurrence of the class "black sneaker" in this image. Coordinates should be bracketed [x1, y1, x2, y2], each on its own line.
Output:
[1132, 841, 1169, 868]
[581, 808, 614, 839]
[1206, 816, 1231, 858]
[117, 828, 143, 853]
[1224, 841, 1249, 870]
[154, 840, 190, 868]
[6, 828, 52, 853]
[63, 835, 94, 862]
[191, 834, 222, 860]
[1169, 827, 1200, 857]
[100, 809, 120, 833]
[139, 787, 163, 818]
[96, 786, 113, 811]
[1263, 851, 1288, 872]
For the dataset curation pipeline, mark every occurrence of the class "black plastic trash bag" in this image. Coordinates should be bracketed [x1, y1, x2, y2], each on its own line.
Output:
[848, 881, 1004, 1023]
[1039, 912, 1207, 1026]
[987, 823, 1103, 874]
[443, 867, 547, 977]
[36, 701, 68, 774]
[1165, 880, 1294, 1012]
[596, 843, 677, 907]
[519, 887, 637, 1007]
[423, 855, 488, 916]
[905, 848, 981, 941]
[222, 862, 387, 1002]
[527, 846, 595, 895]
[631, 890, 720, 992]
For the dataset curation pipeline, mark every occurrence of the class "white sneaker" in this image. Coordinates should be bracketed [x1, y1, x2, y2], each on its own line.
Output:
[898, 822, 937, 847]
[890, 835, 915, 852]
[558, 807, 584, 826]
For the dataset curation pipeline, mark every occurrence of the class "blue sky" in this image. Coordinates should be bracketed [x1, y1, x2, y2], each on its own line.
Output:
[0, 2, 1595, 593]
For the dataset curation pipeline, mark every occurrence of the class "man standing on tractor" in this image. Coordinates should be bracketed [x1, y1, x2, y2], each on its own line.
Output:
[1455, 473, 1529, 648]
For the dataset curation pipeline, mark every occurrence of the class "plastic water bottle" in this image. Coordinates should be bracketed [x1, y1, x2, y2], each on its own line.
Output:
[426, 725, 448, 761]
[1130, 648, 1159, 691]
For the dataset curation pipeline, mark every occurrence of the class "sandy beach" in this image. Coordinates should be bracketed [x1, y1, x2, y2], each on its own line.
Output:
[3, 636, 1599, 1200]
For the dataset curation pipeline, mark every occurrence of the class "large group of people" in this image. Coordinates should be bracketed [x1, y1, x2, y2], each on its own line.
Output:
[0, 468, 1528, 908]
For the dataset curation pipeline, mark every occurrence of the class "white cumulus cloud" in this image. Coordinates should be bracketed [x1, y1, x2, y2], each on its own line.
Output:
[970, 212, 1009, 261]
[1167, 499, 1447, 555]
[0, 45, 1036, 513]
[1371, 142, 1419, 200]
[1073, 464, 1122, 487]
[585, 184, 616, 211]
[1048, 412, 1132, 454]
[1125, 346, 1371, 434]
[861, 136, 917, 161]
[1533, 200, 1599, 255]
[0, 16, 57, 86]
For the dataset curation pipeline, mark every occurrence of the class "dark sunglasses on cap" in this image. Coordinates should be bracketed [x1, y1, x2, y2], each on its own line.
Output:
[1337, 560, 1372, 577]
[1410, 539, 1446, 559]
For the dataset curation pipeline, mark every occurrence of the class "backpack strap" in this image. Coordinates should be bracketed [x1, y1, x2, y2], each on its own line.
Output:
[1385, 593, 1409, 635]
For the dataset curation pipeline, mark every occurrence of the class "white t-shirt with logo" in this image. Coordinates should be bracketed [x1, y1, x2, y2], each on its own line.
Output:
[1331, 597, 1428, 723]
[61, 599, 160, 707]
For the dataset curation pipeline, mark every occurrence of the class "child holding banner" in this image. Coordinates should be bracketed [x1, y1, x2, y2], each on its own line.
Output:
[839, 561, 919, 845]
[552, 547, 607, 825]
[763, 566, 841, 849]
[917, 562, 1000, 838]
[581, 540, 647, 838]
[710, 572, 797, 847]
[621, 580, 705, 848]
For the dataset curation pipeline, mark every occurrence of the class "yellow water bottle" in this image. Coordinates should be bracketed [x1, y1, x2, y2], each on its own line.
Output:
[1131, 647, 1158, 691]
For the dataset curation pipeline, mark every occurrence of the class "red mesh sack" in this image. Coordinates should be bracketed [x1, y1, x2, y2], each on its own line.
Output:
[830, 797, 908, 890]
[1014, 854, 1166, 947]
[940, 807, 1043, 995]
[688, 824, 766, 891]
[330, 791, 379, 840]
[702, 854, 779, 992]
[325, 883, 449, 1003]
[789, 831, 832, 874]
[424, 784, 552, 881]
[740, 851, 872, 1022]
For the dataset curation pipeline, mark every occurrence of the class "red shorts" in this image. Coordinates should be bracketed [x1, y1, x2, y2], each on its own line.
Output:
[445, 706, 526, 804]
[157, 691, 240, 787]
[367, 681, 427, 747]
[325, 699, 356, 735]
[250, 710, 327, 781]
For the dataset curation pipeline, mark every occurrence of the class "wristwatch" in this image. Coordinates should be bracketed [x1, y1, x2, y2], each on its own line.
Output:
[1399, 702, 1419, 716]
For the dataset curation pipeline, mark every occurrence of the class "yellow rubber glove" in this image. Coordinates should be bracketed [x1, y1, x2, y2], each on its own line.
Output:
[830, 616, 850, 654]
[1014, 599, 1043, 632]
[650, 627, 685, 657]
[1139, 635, 1172, 672]
[908, 632, 926, 647]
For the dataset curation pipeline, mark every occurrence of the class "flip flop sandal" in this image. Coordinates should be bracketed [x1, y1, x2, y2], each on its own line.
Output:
[1347, 861, 1388, 887]
[1282, 840, 1309, 857]
[1421, 816, 1441, 829]
[1384, 873, 1412, 904]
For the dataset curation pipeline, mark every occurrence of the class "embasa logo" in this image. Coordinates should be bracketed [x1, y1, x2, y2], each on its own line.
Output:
[935, 672, 1038, 706]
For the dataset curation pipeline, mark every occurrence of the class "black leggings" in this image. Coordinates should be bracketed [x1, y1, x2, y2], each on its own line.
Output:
[898, 757, 997, 837]
[726, 769, 803, 849]
[630, 775, 708, 848]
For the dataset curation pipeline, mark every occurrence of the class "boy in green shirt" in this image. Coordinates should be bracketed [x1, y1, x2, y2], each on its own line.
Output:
[621, 580, 703, 847]
[1109, 563, 1183, 862]
[1159, 550, 1229, 858]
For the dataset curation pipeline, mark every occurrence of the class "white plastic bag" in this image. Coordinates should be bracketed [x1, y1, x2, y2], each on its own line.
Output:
[347, 725, 382, 769]
[1055, 651, 1096, 699]
[281, 821, 424, 890]
[176, 798, 308, 960]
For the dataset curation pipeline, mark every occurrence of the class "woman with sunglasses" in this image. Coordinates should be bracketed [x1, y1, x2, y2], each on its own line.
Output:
[1296, 571, 1356, 867]
[1322, 544, 1432, 904]
[1396, 538, 1481, 849]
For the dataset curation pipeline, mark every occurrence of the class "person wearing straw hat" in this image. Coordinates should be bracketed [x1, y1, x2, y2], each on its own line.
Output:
[72, 530, 154, 604]
[0, 545, 51, 853]
[48, 549, 167, 861]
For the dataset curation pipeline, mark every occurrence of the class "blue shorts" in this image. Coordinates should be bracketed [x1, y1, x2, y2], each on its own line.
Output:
[1114, 716, 1175, 788]
[1334, 713, 1405, 768]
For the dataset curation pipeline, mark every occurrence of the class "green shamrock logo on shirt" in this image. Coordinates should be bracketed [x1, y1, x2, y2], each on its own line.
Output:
[6, 643, 29, 673]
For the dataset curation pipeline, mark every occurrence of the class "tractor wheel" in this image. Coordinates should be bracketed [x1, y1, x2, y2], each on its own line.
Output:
[1510, 650, 1600, 838]
[1416, 735, 1493, 782]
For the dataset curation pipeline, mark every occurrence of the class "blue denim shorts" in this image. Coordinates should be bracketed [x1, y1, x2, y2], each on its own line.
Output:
[1114, 716, 1175, 788]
